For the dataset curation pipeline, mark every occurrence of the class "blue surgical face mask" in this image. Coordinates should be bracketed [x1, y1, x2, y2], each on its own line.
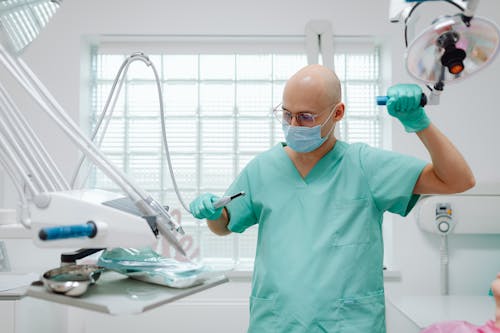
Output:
[282, 105, 337, 153]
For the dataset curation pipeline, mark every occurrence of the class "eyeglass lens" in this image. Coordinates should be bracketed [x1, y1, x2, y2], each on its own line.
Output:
[281, 111, 315, 125]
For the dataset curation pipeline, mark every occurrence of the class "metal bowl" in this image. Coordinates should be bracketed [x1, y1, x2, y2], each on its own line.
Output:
[42, 264, 103, 297]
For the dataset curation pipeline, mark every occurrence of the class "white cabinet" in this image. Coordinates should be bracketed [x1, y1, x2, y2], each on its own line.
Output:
[386, 295, 495, 332]
[0, 301, 15, 333]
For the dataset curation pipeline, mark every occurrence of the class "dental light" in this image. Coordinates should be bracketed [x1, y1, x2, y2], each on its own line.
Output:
[382, 0, 500, 106]
[0, 0, 186, 257]
[0, 0, 62, 54]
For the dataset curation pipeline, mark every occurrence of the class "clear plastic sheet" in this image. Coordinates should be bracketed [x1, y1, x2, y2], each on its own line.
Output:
[97, 248, 223, 289]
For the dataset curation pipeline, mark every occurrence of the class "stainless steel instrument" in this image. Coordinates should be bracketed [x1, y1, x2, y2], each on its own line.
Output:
[41, 264, 103, 297]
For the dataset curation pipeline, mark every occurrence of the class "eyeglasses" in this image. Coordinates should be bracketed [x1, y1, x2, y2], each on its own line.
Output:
[272, 104, 327, 127]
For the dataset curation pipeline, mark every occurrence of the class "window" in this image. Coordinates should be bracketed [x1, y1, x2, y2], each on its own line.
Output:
[89, 37, 382, 269]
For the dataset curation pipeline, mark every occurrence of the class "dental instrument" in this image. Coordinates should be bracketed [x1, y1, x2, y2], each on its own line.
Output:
[0, 0, 187, 257]
[213, 192, 246, 209]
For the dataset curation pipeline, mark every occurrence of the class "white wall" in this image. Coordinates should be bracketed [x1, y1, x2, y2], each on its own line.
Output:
[2, 0, 500, 331]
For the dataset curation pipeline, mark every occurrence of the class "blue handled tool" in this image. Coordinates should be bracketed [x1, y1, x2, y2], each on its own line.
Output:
[39, 221, 97, 241]
[376, 93, 428, 106]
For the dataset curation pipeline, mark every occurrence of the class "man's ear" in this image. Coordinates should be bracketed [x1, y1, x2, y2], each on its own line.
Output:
[333, 103, 345, 121]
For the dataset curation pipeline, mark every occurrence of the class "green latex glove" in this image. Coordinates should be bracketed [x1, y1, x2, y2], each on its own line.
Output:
[387, 84, 431, 133]
[189, 193, 223, 220]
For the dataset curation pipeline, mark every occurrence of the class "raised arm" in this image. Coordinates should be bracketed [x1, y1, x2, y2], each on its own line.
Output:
[413, 123, 475, 194]
[386, 84, 475, 195]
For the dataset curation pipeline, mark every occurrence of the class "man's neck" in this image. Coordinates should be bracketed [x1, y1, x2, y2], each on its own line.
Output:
[284, 136, 337, 178]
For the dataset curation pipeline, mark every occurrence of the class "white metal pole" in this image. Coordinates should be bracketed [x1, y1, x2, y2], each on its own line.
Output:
[0, 147, 31, 228]
[0, 131, 39, 196]
[0, 82, 62, 191]
[0, 80, 69, 190]
[0, 100, 49, 193]
[440, 234, 449, 295]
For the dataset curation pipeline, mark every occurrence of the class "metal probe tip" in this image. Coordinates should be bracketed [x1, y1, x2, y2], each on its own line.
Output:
[230, 191, 245, 200]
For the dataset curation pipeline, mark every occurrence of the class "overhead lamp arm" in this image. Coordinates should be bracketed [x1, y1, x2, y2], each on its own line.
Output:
[463, 0, 479, 19]
[461, 0, 480, 25]
[389, 0, 470, 23]
[305, 20, 335, 71]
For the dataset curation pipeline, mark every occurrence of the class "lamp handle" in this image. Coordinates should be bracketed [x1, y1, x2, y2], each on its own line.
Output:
[376, 93, 427, 106]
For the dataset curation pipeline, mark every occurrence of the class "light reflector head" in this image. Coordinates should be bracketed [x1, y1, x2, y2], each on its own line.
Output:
[406, 15, 500, 85]
[0, 0, 62, 54]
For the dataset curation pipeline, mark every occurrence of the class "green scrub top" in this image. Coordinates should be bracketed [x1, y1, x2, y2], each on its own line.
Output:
[225, 141, 427, 333]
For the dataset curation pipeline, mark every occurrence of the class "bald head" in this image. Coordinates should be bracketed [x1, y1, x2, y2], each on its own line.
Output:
[283, 64, 342, 111]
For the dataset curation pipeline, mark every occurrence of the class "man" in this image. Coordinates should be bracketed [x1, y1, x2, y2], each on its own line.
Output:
[190, 64, 475, 332]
